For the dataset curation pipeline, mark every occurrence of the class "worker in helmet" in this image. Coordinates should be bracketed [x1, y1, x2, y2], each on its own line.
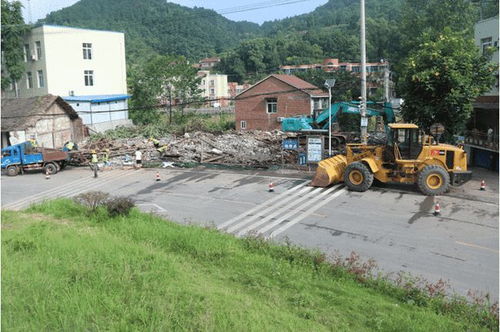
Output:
[63, 141, 76, 151]
[103, 148, 110, 167]
[91, 150, 99, 178]
[149, 137, 160, 149]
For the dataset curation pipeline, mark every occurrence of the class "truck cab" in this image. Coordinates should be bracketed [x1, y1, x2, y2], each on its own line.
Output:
[1, 142, 67, 176]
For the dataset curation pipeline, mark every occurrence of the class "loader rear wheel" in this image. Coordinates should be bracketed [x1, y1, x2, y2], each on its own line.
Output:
[344, 162, 373, 192]
[417, 165, 450, 196]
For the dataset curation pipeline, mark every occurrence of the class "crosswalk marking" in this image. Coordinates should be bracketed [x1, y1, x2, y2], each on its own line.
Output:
[268, 188, 347, 239]
[217, 181, 309, 230]
[227, 186, 315, 234]
[257, 185, 343, 236]
[220, 181, 345, 238]
[2, 170, 134, 210]
[234, 186, 329, 236]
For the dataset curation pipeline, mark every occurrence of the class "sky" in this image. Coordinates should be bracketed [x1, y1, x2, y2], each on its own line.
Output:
[19, 0, 328, 25]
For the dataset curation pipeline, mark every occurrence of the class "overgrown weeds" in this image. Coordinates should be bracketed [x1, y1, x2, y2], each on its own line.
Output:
[88, 112, 235, 142]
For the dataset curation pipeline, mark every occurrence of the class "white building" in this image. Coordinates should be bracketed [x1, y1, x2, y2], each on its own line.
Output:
[474, 16, 499, 96]
[3, 25, 131, 132]
[197, 71, 229, 107]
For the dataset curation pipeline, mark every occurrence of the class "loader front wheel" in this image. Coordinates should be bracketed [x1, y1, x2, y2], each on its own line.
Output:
[417, 165, 450, 196]
[344, 162, 373, 192]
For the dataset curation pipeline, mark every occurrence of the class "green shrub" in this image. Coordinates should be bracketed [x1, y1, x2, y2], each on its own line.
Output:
[105, 196, 135, 217]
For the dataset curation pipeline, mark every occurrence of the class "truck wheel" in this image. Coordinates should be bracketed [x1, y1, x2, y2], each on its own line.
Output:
[417, 165, 450, 196]
[6, 165, 19, 176]
[44, 163, 58, 175]
[343, 162, 374, 192]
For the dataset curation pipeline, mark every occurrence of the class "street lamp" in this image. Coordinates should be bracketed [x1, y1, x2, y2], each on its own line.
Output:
[324, 79, 336, 156]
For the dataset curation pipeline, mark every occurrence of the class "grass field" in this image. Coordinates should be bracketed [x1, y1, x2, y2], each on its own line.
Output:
[2, 199, 497, 331]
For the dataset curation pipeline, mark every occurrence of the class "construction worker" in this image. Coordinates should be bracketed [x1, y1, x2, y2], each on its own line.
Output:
[102, 148, 110, 167]
[64, 141, 76, 151]
[91, 150, 99, 178]
[29, 137, 38, 148]
[149, 137, 160, 149]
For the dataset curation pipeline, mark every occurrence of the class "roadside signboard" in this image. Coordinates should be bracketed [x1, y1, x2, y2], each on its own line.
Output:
[307, 136, 323, 163]
[282, 138, 299, 150]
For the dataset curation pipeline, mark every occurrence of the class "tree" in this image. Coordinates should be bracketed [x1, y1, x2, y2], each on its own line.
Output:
[1, 0, 28, 91]
[129, 55, 203, 124]
[399, 29, 495, 138]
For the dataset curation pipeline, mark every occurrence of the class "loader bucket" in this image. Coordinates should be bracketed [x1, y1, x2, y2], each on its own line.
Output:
[310, 154, 347, 187]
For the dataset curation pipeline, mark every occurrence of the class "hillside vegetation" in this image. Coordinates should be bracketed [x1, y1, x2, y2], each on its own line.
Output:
[40, 0, 259, 64]
[2, 199, 497, 331]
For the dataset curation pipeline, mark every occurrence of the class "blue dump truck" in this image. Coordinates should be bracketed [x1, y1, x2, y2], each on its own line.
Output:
[1, 141, 70, 176]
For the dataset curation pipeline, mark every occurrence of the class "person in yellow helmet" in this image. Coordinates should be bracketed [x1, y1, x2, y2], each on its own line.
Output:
[91, 150, 98, 177]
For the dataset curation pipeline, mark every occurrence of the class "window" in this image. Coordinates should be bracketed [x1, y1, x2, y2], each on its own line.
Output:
[481, 37, 493, 55]
[26, 72, 33, 89]
[37, 70, 44, 88]
[351, 66, 360, 73]
[23, 44, 30, 62]
[84, 70, 94, 86]
[313, 99, 321, 110]
[240, 120, 247, 129]
[210, 88, 215, 95]
[35, 41, 42, 60]
[83, 43, 92, 59]
[266, 98, 277, 114]
[209, 80, 215, 86]
[340, 65, 347, 71]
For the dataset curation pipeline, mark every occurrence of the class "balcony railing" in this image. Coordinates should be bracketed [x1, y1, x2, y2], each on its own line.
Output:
[464, 130, 499, 151]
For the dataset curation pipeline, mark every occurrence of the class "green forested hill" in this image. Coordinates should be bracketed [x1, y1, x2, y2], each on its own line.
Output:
[40, 0, 260, 64]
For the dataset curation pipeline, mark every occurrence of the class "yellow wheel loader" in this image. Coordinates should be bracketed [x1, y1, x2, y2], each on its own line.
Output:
[311, 123, 471, 196]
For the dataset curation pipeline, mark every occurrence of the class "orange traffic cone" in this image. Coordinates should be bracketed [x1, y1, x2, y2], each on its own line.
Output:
[268, 182, 274, 192]
[433, 202, 441, 216]
[45, 169, 50, 180]
[480, 180, 486, 191]
[155, 171, 161, 182]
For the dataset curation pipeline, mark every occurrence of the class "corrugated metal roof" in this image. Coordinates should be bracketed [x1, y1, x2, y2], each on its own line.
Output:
[63, 94, 131, 103]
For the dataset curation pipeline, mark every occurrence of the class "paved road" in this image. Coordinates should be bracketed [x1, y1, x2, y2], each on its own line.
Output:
[2, 166, 498, 299]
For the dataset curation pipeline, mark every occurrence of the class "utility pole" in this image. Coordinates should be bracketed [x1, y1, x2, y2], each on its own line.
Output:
[360, 0, 368, 145]
[168, 86, 173, 124]
[324, 79, 335, 156]
[384, 61, 390, 102]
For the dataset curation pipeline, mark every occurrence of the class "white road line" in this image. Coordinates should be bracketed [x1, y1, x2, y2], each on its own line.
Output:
[234, 186, 328, 236]
[4, 170, 134, 210]
[2, 170, 126, 209]
[268, 188, 347, 239]
[257, 185, 344, 236]
[217, 181, 309, 230]
[137, 203, 167, 212]
[226, 186, 315, 234]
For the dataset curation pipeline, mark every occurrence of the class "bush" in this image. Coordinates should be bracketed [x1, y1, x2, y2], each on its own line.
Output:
[105, 196, 135, 217]
[73, 191, 110, 212]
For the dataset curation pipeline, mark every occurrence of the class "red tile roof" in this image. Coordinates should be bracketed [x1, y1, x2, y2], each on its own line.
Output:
[271, 74, 328, 97]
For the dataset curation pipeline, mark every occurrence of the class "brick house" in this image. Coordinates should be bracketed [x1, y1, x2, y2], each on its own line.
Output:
[235, 74, 329, 131]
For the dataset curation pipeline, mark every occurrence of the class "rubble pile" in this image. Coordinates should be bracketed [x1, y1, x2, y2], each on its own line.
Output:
[79, 130, 297, 167]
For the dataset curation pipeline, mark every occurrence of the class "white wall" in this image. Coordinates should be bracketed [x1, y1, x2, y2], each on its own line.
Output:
[4, 25, 127, 99]
[67, 99, 129, 125]
[475, 16, 499, 96]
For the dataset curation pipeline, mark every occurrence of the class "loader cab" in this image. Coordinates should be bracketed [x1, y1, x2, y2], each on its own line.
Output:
[388, 124, 423, 160]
